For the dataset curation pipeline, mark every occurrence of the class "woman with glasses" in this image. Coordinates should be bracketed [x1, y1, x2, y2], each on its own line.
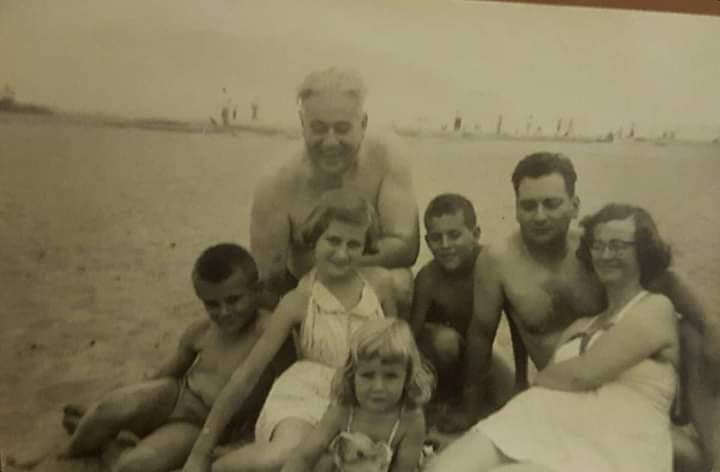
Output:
[426, 203, 679, 472]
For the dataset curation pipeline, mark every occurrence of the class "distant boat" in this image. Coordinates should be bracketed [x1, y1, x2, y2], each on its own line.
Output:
[0, 96, 53, 115]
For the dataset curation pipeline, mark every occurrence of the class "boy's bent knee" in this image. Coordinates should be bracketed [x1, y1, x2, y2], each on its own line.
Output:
[430, 328, 462, 366]
[113, 449, 156, 472]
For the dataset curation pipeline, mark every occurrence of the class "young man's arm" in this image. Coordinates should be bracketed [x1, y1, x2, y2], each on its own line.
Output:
[648, 270, 720, 387]
[438, 250, 504, 432]
[182, 291, 304, 472]
[281, 403, 345, 472]
[534, 295, 676, 391]
[250, 173, 292, 297]
[147, 320, 206, 380]
[359, 142, 419, 269]
[409, 267, 434, 337]
[390, 408, 426, 472]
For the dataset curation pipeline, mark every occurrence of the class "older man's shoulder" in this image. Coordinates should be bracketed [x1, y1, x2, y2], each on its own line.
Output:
[362, 134, 408, 167]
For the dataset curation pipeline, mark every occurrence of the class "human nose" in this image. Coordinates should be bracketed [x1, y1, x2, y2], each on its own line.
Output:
[333, 243, 349, 260]
[533, 205, 547, 221]
[441, 235, 451, 248]
[322, 129, 339, 147]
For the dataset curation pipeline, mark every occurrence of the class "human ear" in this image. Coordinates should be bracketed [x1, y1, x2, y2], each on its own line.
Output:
[361, 113, 368, 130]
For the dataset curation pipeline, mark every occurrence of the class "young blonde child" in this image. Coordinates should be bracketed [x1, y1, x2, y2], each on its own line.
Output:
[282, 318, 434, 472]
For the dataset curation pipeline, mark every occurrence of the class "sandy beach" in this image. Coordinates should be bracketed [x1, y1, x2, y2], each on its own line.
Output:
[1, 118, 718, 470]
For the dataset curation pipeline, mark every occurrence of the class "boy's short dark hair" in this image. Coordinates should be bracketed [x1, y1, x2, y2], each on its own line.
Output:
[511, 152, 577, 197]
[193, 243, 259, 285]
[424, 193, 477, 230]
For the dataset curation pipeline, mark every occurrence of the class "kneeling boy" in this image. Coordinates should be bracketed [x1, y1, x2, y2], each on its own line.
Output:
[61, 243, 283, 472]
[411, 194, 514, 423]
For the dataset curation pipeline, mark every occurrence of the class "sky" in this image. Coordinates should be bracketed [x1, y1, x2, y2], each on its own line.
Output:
[1, 0, 719, 138]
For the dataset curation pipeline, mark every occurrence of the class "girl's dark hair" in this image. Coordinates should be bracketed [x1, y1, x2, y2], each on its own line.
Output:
[298, 189, 380, 254]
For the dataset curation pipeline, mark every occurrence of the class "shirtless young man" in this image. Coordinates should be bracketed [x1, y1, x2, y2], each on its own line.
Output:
[454, 152, 720, 469]
[249, 67, 419, 312]
[60, 244, 279, 472]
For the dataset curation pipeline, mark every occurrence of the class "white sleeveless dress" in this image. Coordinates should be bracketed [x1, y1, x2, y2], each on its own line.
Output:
[255, 270, 385, 441]
[472, 290, 677, 472]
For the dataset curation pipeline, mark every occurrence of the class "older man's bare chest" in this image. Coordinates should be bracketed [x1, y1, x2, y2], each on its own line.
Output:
[287, 172, 383, 242]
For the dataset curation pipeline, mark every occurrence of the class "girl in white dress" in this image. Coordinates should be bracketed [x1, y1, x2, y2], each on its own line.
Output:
[426, 204, 679, 472]
[182, 190, 399, 472]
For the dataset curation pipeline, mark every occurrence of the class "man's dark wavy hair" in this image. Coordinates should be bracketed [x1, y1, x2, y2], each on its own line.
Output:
[511, 152, 577, 197]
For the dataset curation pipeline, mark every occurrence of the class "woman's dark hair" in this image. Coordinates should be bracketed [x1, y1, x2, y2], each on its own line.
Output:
[577, 203, 671, 286]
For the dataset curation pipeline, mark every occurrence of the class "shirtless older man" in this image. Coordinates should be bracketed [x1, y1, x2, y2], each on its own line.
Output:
[452, 152, 719, 469]
[250, 67, 419, 310]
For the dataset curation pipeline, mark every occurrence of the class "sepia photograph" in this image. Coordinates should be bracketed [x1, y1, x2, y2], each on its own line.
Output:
[1, 1, 718, 471]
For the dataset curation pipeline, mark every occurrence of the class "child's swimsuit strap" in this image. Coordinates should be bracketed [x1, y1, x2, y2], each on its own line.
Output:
[386, 407, 403, 446]
[346, 405, 355, 431]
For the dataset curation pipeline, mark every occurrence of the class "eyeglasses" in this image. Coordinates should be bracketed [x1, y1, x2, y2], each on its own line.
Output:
[590, 239, 636, 255]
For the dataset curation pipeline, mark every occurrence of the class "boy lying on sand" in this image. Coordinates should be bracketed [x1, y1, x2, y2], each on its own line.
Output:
[59, 243, 284, 472]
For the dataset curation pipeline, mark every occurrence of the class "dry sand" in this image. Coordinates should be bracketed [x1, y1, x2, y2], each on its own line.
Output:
[1, 119, 718, 470]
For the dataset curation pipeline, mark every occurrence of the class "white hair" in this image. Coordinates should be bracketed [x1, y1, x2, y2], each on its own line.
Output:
[296, 67, 367, 109]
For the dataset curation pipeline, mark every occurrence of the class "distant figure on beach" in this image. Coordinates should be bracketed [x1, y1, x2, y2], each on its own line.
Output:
[410, 194, 514, 423]
[60, 244, 280, 472]
[443, 152, 719, 470]
[182, 191, 399, 472]
[251, 98, 259, 121]
[427, 204, 680, 471]
[249, 67, 419, 312]
[221, 88, 235, 127]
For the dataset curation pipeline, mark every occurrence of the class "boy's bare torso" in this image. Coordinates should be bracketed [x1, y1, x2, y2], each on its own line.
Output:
[423, 261, 475, 336]
[186, 311, 268, 407]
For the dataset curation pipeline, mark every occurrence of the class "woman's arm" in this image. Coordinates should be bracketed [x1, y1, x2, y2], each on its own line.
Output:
[282, 403, 345, 472]
[535, 294, 676, 391]
[390, 408, 426, 472]
[182, 291, 306, 471]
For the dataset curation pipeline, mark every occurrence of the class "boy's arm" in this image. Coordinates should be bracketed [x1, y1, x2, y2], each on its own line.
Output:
[281, 403, 345, 472]
[390, 408, 426, 472]
[439, 250, 503, 432]
[182, 292, 304, 472]
[409, 267, 433, 337]
[147, 320, 206, 380]
[534, 295, 676, 391]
